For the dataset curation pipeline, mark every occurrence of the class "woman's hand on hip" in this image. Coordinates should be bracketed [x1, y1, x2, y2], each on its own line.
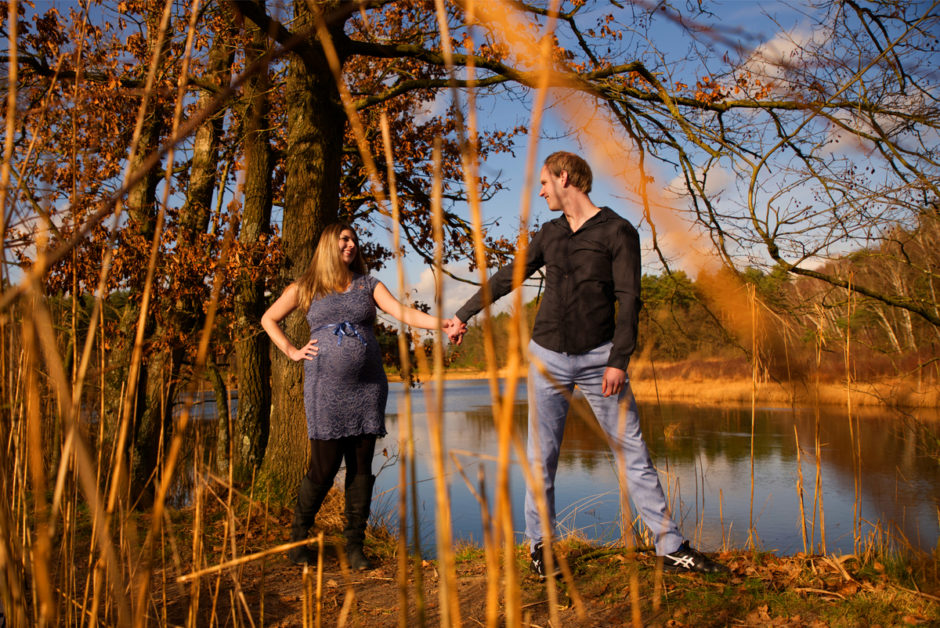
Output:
[288, 339, 318, 361]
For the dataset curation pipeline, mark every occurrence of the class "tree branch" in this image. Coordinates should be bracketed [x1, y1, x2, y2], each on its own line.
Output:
[779, 257, 940, 327]
[354, 74, 512, 109]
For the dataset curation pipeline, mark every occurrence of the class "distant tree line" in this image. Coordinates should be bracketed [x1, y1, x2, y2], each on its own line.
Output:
[442, 208, 940, 386]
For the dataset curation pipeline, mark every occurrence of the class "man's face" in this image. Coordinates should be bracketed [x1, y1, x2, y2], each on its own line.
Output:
[538, 166, 566, 212]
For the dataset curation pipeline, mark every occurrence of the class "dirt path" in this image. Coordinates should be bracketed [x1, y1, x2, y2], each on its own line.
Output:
[161, 539, 939, 627]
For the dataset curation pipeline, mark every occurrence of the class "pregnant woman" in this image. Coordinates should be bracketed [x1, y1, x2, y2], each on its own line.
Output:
[261, 223, 456, 569]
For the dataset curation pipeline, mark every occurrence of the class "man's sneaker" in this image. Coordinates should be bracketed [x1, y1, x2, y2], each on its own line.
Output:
[529, 542, 562, 581]
[663, 541, 729, 575]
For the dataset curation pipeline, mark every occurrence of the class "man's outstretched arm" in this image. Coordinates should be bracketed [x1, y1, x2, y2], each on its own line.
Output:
[449, 229, 546, 341]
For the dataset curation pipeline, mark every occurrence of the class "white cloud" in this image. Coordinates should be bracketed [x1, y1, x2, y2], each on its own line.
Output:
[732, 29, 823, 102]
[745, 30, 810, 83]
[665, 163, 734, 199]
[408, 265, 479, 316]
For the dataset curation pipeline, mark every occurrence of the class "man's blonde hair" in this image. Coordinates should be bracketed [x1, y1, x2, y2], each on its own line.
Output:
[544, 151, 592, 193]
[296, 223, 367, 311]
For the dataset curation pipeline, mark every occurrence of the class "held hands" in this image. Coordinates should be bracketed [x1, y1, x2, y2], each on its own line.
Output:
[288, 338, 318, 361]
[601, 366, 626, 397]
[442, 316, 467, 345]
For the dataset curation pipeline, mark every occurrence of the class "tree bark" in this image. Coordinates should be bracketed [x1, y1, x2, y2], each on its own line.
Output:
[232, 5, 273, 482]
[125, 6, 170, 505]
[259, 0, 346, 493]
[130, 9, 234, 503]
[179, 24, 233, 239]
[208, 359, 231, 474]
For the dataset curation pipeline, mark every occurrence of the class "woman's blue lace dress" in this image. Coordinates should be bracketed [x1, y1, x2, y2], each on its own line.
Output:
[303, 273, 388, 440]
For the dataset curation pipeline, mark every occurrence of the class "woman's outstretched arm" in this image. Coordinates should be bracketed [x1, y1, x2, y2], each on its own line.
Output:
[373, 280, 458, 334]
[261, 283, 319, 361]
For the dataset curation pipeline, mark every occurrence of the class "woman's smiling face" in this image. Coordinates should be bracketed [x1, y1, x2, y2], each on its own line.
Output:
[338, 229, 357, 266]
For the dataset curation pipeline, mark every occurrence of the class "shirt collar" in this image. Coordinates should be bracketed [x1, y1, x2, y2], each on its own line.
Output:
[551, 206, 612, 233]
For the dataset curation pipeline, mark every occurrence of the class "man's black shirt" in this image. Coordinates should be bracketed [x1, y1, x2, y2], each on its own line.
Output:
[456, 206, 642, 370]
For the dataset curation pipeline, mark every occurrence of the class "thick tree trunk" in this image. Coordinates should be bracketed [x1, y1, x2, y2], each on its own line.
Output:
[232, 7, 273, 482]
[259, 0, 346, 494]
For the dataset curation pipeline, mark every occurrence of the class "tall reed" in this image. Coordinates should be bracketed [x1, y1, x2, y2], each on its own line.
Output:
[747, 284, 758, 550]
[2, 1, 924, 626]
[794, 426, 808, 555]
[378, 113, 426, 627]
[846, 275, 862, 554]
[813, 305, 828, 554]
[424, 137, 460, 627]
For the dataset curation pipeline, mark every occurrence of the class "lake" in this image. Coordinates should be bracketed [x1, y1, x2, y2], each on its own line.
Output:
[373, 378, 940, 556]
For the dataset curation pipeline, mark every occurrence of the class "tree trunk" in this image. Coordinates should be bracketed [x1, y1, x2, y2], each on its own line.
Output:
[208, 359, 231, 474]
[125, 10, 169, 505]
[129, 9, 234, 504]
[179, 22, 233, 239]
[259, 0, 346, 494]
[874, 307, 904, 354]
[232, 5, 273, 482]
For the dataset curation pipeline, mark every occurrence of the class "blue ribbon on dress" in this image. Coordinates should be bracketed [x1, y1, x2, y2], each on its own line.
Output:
[312, 321, 367, 346]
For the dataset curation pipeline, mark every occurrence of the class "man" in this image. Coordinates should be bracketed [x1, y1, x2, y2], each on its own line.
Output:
[448, 151, 727, 578]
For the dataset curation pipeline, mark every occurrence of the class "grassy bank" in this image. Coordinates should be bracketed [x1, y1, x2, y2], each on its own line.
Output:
[16, 461, 937, 627]
[143, 492, 939, 627]
[630, 377, 940, 409]
[388, 365, 940, 409]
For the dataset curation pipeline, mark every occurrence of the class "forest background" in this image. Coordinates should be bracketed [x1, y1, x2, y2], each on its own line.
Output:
[2, 0, 937, 500]
[1, 0, 938, 624]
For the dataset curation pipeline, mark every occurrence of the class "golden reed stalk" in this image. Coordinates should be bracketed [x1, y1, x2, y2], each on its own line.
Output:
[378, 113, 426, 627]
[794, 425, 808, 554]
[421, 137, 461, 627]
[428, 2, 519, 625]
[2, 0, 909, 625]
[813, 305, 827, 554]
[748, 283, 758, 550]
[427, 3, 517, 623]
[845, 274, 861, 554]
[130, 3, 204, 620]
[0, 0, 18, 262]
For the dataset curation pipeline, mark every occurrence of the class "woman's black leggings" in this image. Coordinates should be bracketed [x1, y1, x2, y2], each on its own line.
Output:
[305, 435, 377, 486]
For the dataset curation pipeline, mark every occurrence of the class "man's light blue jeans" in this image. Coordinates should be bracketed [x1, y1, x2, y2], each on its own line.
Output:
[525, 339, 684, 556]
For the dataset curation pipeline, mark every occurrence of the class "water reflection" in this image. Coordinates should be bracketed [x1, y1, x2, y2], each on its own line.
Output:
[378, 379, 940, 556]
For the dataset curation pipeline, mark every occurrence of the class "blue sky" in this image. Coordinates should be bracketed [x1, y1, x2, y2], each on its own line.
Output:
[373, 0, 815, 321]
[11, 1, 825, 319]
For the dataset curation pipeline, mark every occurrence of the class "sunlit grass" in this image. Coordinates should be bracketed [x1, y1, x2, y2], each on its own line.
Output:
[1, 1, 938, 627]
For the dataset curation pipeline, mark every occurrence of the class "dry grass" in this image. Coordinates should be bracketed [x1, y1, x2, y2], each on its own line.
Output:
[630, 370, 940, 409]
[2, 2, 938, 627]
[398, 359, 940, 409]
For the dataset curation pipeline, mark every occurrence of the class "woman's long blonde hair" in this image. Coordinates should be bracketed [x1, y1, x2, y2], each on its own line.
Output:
[296, 223, 367, 310]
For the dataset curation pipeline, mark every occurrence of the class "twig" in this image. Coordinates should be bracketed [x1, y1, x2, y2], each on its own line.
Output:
[794, 587, 846, 600]
[177, 539, 312, 582]
[894, 585, 940, 603]
[822, 555, 856, 582]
